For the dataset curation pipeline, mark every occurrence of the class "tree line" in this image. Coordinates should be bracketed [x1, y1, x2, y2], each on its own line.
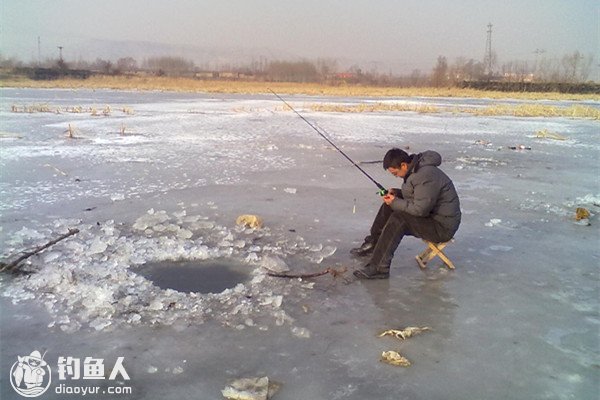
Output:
[432, 51, 594, 85]
[0, 51, 595, 88]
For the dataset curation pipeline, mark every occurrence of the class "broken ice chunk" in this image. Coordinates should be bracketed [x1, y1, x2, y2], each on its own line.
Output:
[291, 326, 311, 338]
[307, 254, 324, 264]
[484, 218, 502, 227]
[250, 274, 265, 284]
[232, 303, 251, 315]
[166, 224, 180, 232]
[43, 251, 61, 263]
[172, 366, 184, 374]
[308, 244, 323, 252]
[87, 238, 108, 255]
[189, 220, 215, 230]
[89, 318, 111, 331]
[183, 215, 201, 223]
[133, 211, 169, 230]
[233, 284, 246, 294]
[273, 310, 292, 326]
[173, 210, 187, 219]
[260, 255, 290, 273]
[176, 228, 193, 239]
[272, 296, 283, 308]
[148, 299, 164, 311]
[60, 322, 81, 333]
[14, 227, 46, 241]
[128, 314, 142, 324]
[153, 224, 166, 232]
[320, 245, 336, 257]
[110, 194, 125, 201]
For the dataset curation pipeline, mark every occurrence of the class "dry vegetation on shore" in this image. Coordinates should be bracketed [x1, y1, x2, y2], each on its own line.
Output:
[308, 102, 600, 119]
[2, 75, 599, 102]
[3, 75, 599, 119]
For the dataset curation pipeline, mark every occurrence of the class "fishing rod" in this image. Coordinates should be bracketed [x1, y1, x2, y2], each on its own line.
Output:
[269, 89, 388, 196]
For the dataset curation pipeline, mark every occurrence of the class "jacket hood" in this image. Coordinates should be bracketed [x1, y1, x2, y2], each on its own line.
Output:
[413, 151, 442, 170]
[404, 151, 442, 180]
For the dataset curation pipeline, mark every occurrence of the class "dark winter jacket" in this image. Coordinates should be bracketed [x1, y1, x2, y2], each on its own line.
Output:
[390, 151, 461, 237]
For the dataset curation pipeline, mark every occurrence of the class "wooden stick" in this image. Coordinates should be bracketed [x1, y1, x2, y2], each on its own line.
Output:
[267, 267, 347, 279]
[267, 268, 332, 279]
[0, 228, 80, 272]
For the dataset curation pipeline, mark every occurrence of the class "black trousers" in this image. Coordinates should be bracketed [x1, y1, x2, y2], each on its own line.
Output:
[365, 203, 453, 270]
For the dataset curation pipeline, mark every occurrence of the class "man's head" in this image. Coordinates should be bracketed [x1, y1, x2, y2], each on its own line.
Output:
[383, 148, 412, 178]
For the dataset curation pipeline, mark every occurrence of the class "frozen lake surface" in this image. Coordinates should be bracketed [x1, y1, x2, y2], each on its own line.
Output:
[0, 88, 598, 399]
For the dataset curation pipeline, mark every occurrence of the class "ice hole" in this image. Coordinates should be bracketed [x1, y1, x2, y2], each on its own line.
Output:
[137, 259, 250, 294]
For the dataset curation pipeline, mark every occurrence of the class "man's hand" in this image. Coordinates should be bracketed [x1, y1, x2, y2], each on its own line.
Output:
[383, 192, 395, 205]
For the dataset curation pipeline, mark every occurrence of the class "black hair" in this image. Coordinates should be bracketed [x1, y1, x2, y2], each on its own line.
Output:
[383, 148, 412, 170]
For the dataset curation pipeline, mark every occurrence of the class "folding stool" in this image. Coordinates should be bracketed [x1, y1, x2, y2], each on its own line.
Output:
[415, 239, 455, 270]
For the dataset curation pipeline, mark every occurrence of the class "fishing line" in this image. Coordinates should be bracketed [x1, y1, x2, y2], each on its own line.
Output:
[269, 89, 387, 195]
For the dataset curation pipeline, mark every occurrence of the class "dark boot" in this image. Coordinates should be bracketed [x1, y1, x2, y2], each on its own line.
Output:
[350, 237, 376, 257]
[361, 214, 407, 278]
[353, 263, 389, 279]
[351, 204, 394, 257]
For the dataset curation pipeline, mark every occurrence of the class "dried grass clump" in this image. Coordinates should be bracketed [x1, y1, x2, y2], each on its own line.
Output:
[535, 129, 567, 140]
[563, 105, 600, 120]
[11, 103, 134, 116]
[64, 124, 77, 138]
[308, 102, 440, 113]
[470, 104, 599, 119]
[306, 101, 598, 120]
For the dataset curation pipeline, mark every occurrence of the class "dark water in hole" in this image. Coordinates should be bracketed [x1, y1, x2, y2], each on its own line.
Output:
[136, 259, 250, 294]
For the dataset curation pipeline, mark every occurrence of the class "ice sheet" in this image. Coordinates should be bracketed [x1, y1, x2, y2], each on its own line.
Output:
[1, 88, 598, 399]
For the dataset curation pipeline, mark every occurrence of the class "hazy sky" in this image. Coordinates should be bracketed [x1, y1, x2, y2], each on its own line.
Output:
[1, 0, 598, 74]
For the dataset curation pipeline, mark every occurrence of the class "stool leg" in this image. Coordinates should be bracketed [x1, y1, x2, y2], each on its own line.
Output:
[416, 241, 437, 269]
[427, 242, 455, 270]
[418, 247, 433, 260]
[438, 251, 455, 270]
[415, 254, 428, 269]
[416, 243, 432, 269]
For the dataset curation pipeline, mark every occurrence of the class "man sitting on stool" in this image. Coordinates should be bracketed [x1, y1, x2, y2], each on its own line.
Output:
[352, 148, 461, 279]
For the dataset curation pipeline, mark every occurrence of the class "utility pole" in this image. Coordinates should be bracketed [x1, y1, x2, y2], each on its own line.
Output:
[57, 46, 64, 61]
[483, 23, 493, 79]
[533, 49, 545, 80]
[37, 36, 41, 66]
